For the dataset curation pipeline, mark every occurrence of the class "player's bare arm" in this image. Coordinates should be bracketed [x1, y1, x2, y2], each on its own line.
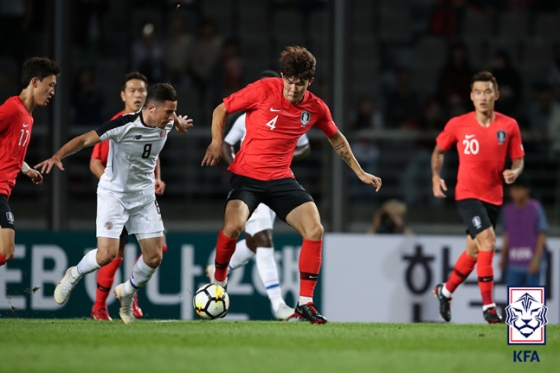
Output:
[89, 158, 105, 179]
[173, 113, 194, 133]
[202, 103, 228, 166]
[35, 130, 101, 174]
[155, 157, 166, 195]
[327, 130, 382, 191]
[502, 157, 524, 184]
[221, 141, 235, 165]
[431, 144, 448, 198]
[21, 162, 43, 185]
[293, 143, 311, 161]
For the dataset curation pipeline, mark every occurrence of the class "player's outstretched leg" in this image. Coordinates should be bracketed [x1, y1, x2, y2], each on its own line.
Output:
[294, 238, 327, 324]
[256, 247, 294, 321]
[478, 250, 502, 323]
[115, 254, 158, 324]
[434, 250, 477, 322]
[213, 230, 237, 288]
[55, 249, 102, 305]
[91, 256, 123, 320]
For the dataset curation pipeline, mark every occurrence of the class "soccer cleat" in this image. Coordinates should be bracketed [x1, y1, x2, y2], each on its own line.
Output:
[54, 266, 82, 305]
[483, 307, 503, 324]
[91, 307, 112, 321]
[132, 294, 143, 319]
[274, 303, 295, 321]
[294, 302, 327, 324]
[433, 283, 452, 322]
[114, 283, 135, 324]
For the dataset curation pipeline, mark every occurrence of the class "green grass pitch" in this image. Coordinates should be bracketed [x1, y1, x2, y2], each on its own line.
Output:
[0, 319, 557, 373]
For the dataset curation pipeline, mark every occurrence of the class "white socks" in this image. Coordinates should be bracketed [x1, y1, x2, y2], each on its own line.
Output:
[442, 284, 453, 298]
[228, 239, 255, 270]
[74, 249, 101, 277]
[299, 296, 313, 305]
[256, 247, 284, 311]
[123, 256, 157, 295]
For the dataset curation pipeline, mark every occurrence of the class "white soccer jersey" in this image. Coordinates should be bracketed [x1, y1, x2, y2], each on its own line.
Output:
[95, 111, 172, 200]
[225, 113, 309, 148]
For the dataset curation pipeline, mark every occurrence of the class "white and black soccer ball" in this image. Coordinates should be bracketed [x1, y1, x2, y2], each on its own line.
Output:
[193, 284, 230, 320]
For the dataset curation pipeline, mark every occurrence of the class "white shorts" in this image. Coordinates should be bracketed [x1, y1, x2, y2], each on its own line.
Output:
[96, 192, 164, 240]
[245, 203, 276, 236]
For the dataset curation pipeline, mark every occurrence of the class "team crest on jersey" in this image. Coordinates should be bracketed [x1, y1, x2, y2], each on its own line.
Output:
[159, 129, 166, 139]
[135, 135, 142, 140]
[300, 111, 311, 127]
[104, 221, 113, 230]
[497, 130, 506, 144]
[6, 212, 14, 225]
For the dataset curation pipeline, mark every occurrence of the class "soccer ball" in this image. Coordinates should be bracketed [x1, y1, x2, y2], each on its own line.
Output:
[193, 283, 230, 319]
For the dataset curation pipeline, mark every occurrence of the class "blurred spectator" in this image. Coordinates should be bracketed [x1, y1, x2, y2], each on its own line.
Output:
[384, 68, 420, 128]
[400, 97, 446, 206]
[436, 42, 474, 115]
[545, 88, 560, 157]
[367, 199, 413, 234]
[163, 13, 192, 84]
[427, 0, 464, 38]
[71, 67, 105, 126]
[489, 50, 522, 117]
[221, 39, 244, 97]
[191, 19, 223, 121]
[547, 52, 560, 102]
[70, 0, 109, 55]
[131, 22, 164, 83]
[526, 83, 555, 134]
[0, 0, 32, 65]
[347, 96, 383, 202]
[499, 176, 548, 286]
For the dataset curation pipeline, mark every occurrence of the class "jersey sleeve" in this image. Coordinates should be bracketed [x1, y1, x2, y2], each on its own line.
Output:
[91, 142, 104, 160]
[224, 113, 246, 145]
[314, 101, 338, 137]
[296, 133, 310, 147]
[95, 114, 134, 142]
[223, 81, 264, 113]
[436, 118, 457, 151]
[508, 120, 525, 159]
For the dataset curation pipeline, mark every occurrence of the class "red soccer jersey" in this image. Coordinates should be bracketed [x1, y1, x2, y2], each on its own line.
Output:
[90, 110, 124, 165]
[0, 96, 34, 198]
[436, 111, 525, 205]
[224, 78, 338, 180]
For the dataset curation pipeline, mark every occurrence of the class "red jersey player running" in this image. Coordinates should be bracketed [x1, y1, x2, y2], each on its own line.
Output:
[0, 57, 60, 267]
[202, 46, 382, 323]
[432, 71, 525, 323]
[89, 72, 167, 320]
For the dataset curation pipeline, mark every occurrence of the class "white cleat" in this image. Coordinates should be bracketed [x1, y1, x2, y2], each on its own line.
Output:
[274, 303, 296, 321]
[114, 283, 135, 324]
[54, 266, 82, 305]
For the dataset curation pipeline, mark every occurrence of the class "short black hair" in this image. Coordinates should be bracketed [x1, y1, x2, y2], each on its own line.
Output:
[512, 175, 531, 188]
[259, 70, 281, 79]
[121, 72, 148, 92]
[21, 57, 60, 88]
[145, 83, 177, 105]
[470, 71, 499, 91]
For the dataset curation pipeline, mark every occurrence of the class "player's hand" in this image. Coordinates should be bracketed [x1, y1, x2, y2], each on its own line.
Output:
[359, 172, 382, 192]
[433, 177, 447, 198]
[202, 141, 222, 166]
[24, 168, 43, 185]
[503, 169, 517, 184]
[174, 115, 194, 133]
[528, 259, 540, 274]
[35, 156, 64, 174]
[155, 179, 166, 195]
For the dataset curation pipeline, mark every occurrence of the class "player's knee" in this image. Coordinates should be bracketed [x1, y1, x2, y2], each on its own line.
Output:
[481, 238, 496, 252]
[2, 250, 14, 262]
[143, 252, 162, 268]
[304, 223, 324, 240]
[96, 250, 117, 266]
[222, 222, 243, 238]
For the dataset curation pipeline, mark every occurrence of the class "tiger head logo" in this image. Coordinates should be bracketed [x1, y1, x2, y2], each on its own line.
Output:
[505, 293, 548, 338]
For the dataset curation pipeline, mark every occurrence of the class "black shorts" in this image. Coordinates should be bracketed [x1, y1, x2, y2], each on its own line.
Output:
[226, 173, 314, 222]
[456, 198, 500, 239]
[119, 227, 129, 246]
[0, 194, 15, 230]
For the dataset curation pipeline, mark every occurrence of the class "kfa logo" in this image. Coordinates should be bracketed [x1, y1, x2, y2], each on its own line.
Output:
[300, 111, 311, 127]
[506, 287, 548, 345]
[497, 130, 506, 145]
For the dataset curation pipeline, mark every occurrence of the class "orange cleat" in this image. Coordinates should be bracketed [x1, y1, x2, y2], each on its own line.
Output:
[91, 307, 112, 321]
[132, 294, 143, 319]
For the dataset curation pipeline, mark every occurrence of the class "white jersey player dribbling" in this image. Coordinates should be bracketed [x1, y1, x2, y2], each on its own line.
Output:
[207, 111, 309, 320]
[36, 83, 193, 324]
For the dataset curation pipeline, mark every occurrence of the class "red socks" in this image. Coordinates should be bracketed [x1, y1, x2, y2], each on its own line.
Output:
[0, 253, 5, 266]
[94, 257, 123, 310]
[214, 230, 237, 282]
[299, 238, 323, 297]
[445, 251, 477, 293]
[477, 250, 495, 306]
